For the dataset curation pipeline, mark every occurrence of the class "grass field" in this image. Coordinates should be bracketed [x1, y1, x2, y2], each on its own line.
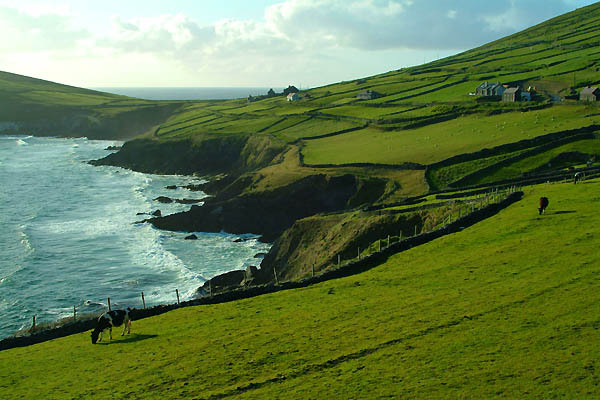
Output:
[1, 179, 598, 399]
[302, 105, 597, 166]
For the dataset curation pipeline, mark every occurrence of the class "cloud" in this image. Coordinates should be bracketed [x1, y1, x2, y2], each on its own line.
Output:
[0, 5, 88, 52]
[0, 0, 593, 86]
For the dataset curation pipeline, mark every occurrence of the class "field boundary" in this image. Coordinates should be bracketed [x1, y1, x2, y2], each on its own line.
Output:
[0, 191, 523, 352]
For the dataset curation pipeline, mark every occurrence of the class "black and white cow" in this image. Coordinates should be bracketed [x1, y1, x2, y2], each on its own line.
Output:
[91, 308, 132, 344]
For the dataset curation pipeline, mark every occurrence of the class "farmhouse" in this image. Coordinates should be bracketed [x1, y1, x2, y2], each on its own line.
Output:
[287, 92, 300, 102]
[580, 86, 599, 101]
[503, 87, 521, 102]
[357, 90, 382, 100]
[475, 81, 505, 97]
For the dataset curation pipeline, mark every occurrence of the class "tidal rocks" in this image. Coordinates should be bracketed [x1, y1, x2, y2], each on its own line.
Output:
[151, 210, 162, 217]
[184, 234, 198, 240]
[165, 185, 177, 190]
[154, 196, 173, 204]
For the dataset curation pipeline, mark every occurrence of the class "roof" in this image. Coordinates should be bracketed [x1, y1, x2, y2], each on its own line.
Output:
[504, 87, 520, 94]
[581, 87, 599, 95]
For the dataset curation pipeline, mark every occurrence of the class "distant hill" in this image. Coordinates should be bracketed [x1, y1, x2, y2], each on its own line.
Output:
[0, 71, 181, 140]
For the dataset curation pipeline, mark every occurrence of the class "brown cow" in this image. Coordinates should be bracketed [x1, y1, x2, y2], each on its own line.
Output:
[538, 197, 549, 215]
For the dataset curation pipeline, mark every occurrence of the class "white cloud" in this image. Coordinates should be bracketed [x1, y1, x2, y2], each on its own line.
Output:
[0, 0, 594, 86]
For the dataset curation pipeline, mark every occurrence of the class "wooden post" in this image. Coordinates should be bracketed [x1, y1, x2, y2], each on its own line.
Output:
[399, 231, 402, 241]
[176, 289, 180, 305]
[357, 247, 360, 260]
[338, 254, 341, 266]
[274, 267, 279, 285]
[107, 297, 111, 312]
[73, 305, 77, 323]
[414, 225, 418, 236]
[387, 235, 390, 247]
[141, 292, 146, 309]
[32, 315, 36, 331]
[378, 239, 381, 252]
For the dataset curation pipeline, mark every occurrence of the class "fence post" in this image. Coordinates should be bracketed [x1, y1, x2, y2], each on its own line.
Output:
[176, 289, 180, 305]
[338, 254, 341, 266]
[357, 247, 360, 260]
[399, 231, 402, 241]
[414, 225, 418, 236]
[378, 239, 381, 252]
[141, 292, 146, 309]
[32, 315, 36, 331]
[107, 297, 111, 312]
[274, 267, 279, 285]
[73, 306, 77, 323]
[387, 235, 390, 247]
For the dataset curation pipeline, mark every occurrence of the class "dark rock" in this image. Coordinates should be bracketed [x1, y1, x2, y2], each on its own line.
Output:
[233, 238, 244, 243]
[202, 270, 246, 293]
[151, 210, 162, 217]
[184, 234, 198, 240]
[175, 199, 203, 204]
[254, 253, 267, 258]
[166, 185, 177, 190]
[105, 145, 122, 151]
[243, 265, 258, 285]
[154, 196, 173, 204]
[136, 212, 146, 216]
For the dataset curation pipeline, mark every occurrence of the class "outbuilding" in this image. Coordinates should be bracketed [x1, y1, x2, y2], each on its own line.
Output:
[357, 90, 382, 100]
[287, 92, 300, 102]
[503, 87, 521, 102]
[580, 86, 600, 101]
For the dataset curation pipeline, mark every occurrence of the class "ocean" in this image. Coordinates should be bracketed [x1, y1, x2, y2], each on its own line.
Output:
[93, 87, 285, 101]
[0, 135, 270, 339]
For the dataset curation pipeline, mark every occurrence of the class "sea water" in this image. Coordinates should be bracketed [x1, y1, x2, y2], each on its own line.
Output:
[93, 87, 284, 101]
[0, 135, 270, 338]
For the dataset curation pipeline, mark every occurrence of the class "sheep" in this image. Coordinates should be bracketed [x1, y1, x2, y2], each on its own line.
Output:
[91, 308, 131, 344]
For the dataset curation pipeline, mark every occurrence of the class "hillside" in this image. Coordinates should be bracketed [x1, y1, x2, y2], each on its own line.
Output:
[1, 3, 600, 398]
[0, 71, 182, 139]
[88, 3, 600, 284]
[1, 179, 598, 398]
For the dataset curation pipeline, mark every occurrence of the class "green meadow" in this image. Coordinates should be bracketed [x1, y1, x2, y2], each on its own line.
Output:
[2, 3, 600, 399]
[1, 180, 598, 399]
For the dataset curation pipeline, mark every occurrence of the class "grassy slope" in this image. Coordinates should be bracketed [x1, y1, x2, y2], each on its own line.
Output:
[0, 71, 182, 139]
[98, 2, 600, 192]
[1, 179, 599, 399]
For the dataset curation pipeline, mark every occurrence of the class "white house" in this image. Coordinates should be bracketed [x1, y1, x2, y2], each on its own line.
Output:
[287, 93, 300, 102]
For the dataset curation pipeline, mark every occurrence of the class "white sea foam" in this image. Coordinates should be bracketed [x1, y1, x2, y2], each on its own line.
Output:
[0, 137, 270, 338]
[16, 139, 28, 146]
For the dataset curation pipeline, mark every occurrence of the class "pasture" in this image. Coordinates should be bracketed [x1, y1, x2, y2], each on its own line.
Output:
[1, 179, 599, 399]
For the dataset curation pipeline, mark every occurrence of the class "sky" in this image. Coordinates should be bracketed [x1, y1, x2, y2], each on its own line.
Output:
[0, 0, 597, 89]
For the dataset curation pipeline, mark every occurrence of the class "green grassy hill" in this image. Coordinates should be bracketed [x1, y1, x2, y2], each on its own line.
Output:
[2, 4, 600, 398]
[1, 179, 598, 399]
[87, 2, 600, 192]
[0, 71, 182, 139]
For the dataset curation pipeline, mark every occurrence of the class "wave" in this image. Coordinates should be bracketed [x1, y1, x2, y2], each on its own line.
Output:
[16, 139, 28, 146]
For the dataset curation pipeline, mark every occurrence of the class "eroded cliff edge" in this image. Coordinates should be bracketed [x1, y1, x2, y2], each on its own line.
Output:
[91, 134, 401, 289]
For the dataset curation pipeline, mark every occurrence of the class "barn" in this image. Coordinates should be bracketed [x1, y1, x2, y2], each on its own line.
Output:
[580, 86, 599, 102]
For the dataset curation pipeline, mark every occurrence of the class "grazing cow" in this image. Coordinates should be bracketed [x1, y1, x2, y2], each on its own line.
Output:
[538, 197, 549, 215]
[574, 172, 585, 184]
[91, 308, 131, 344]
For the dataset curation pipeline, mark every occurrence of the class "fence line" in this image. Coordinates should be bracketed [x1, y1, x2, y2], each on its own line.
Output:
[4, 190, 524, 352]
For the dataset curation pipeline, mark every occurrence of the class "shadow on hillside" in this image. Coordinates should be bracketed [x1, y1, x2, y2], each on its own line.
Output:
[97, 334, 158, 345]
[552, 210, 576, 215]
